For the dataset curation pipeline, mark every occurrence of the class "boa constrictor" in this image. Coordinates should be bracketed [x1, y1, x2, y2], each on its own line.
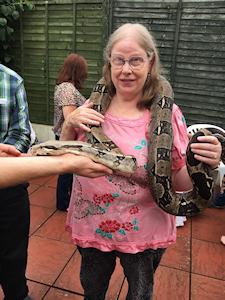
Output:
[30, 78, 225, 216]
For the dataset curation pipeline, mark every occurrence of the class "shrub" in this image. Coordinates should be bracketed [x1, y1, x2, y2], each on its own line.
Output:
[0, 0, 34, 64]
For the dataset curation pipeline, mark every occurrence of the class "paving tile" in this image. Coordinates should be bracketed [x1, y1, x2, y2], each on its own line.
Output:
[191, 273, 225, 300]
[118, 265, 189, 300]
[30, 205, 55, 235]
[192, 208, 225, 243]
[154, 266, 189, 300]
[35, 210, 71, 243]
[177, 217, 191, 238]
[160, 236, 190, 271]
[54, 248, 83, 293]
[0, 281, 49, 300]
[44, 288, 83, 300]
[29, 186, 56, 209]
[29, 175, 54, 186]
[27, 236, 75, 285]
[46, 175, 58, 188]
[192, 239, 225, 280]
[27, 280, 50, 300]
[28, 183, 40, 195]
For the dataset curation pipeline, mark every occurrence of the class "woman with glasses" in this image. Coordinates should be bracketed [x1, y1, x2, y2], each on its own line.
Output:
[62, 23, 221, 299]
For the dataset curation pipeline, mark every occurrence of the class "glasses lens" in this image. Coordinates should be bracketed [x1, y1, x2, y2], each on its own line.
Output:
[111, 57, 124, 66]
[129, 56, 145, 67]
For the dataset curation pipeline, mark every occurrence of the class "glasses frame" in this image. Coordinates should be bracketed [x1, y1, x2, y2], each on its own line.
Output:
[110, 55, 149, 70]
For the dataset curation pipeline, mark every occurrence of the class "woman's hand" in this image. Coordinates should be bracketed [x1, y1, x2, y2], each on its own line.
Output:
[66, 99, 105, 132]
[0, 144, 21, 157]
[190, 135, 222, 169]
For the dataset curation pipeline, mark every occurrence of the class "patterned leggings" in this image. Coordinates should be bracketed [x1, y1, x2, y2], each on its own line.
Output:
[77, 246, 166, 300]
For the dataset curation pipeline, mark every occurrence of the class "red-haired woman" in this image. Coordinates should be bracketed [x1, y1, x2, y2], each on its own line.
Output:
[53, 53, 88, 211]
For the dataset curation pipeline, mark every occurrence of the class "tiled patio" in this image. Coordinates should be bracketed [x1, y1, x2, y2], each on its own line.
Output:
[1, 175, 225, 300]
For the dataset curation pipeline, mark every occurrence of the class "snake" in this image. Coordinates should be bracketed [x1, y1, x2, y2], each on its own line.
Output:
[30, 77, 225, 216]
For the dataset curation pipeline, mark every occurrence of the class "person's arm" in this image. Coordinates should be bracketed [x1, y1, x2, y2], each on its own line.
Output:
[171, 105, 221, 192]
[0, 154, 113, 188]
[63, 105, 77, 119]
[4, 79, 31, 152]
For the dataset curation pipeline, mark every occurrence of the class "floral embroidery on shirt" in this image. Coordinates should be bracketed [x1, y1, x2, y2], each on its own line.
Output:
[93, 193, 118, 205]
[134, 139, 147, 150]
[73, 198, 105, 219]
[129, 205, 139, 214]
[96, 218, 139, 239]
[108, 174, 137, 195]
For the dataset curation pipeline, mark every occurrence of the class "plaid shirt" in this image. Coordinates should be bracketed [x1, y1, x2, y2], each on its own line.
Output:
[0, 64, 31, 153]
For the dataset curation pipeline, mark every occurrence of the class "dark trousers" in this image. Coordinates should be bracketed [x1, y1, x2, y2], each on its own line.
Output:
[56, 173, 73, 211]
[77, 246, 166, 300]
[55, 134, 73, 211]
[0, 184, 30, 300]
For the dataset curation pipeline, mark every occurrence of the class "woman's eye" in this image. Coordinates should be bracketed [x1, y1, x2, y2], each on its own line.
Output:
[115, 58, 124, 65]
[130, 57, 144, 66]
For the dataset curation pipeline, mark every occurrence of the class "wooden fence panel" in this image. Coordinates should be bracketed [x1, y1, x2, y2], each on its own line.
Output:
[13, 0, 225, 127]
[174, 1, 225, 126]
[111, 0, 225, 127]
[14, 0, 108, 124]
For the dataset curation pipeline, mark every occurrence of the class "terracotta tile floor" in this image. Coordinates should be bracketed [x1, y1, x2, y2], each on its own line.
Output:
[1, 175, 225, 300]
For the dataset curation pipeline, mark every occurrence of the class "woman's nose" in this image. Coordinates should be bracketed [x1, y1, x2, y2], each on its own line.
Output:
[121, 61, 132, 73]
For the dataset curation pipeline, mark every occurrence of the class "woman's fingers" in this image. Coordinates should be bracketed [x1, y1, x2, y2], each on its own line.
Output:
[190, 135, 222, 168]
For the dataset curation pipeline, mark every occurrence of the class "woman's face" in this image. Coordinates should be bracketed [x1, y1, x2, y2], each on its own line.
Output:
[110, 38, 150, 99]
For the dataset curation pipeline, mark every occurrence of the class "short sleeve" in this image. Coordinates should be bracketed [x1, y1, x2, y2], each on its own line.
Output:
[54, 82, 84, 107]
[171, 104, 189, 171]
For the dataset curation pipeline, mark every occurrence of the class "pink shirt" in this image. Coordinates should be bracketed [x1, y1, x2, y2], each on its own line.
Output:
[66, 104, 188, 253]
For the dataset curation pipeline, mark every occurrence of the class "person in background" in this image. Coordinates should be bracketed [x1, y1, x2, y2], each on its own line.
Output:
[61, 23, 221, 299]
[0, 64, 32, 300]
[0, 143, 112, 189]
[53, 53, 88, 211]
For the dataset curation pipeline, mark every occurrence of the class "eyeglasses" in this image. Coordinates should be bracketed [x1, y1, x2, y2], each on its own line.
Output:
[110, 55, 148, 70]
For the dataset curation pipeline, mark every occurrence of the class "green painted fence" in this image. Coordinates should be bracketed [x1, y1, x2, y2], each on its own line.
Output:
[13, 0, 225, 128]
[14, 0, 110, 124]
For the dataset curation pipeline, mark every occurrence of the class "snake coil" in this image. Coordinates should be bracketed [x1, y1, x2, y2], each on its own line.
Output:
[30, 78, 225, 216]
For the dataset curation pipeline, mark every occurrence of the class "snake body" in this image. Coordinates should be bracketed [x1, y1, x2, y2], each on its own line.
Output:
[30, 78, 225, 216]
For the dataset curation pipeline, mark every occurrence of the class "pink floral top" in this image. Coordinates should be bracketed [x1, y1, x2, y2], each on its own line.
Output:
[53, 82, 86, 136]
[66, 104, 188, 253]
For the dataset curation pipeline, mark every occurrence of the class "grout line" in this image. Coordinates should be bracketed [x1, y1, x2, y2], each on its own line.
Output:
[189, 216, 193, 300]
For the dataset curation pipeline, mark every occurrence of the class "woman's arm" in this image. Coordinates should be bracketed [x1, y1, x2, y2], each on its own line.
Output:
[62, 105, 77, 119]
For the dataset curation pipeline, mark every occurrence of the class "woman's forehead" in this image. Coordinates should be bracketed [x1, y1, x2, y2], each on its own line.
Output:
[111, 38, 146, 54]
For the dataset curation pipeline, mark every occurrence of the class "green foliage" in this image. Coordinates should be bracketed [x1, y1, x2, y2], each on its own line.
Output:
[0, 0, 34, 64]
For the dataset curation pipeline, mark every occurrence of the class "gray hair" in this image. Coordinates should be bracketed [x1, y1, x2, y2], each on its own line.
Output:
[103, 23, 164, 106]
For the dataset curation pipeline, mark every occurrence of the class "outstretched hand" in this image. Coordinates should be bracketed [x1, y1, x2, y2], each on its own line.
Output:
[0, 144, 21, 157]
[190, 135, 222, 169]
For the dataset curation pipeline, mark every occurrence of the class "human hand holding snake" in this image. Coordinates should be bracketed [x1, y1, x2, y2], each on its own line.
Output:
[190, 135, 222, 170]
[66, 99, 105, 132]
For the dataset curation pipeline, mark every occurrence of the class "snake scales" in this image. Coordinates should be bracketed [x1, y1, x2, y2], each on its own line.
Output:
[30, 78, 225, 216]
